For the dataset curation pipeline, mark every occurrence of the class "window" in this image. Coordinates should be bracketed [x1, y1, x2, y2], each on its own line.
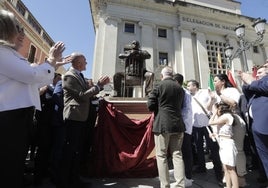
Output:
[28, 45, 36, 63]
[206, 40, 227, 75]
[16, 1, 26, 16]
[27, 15, 41, 34]
[42, 33, 54, 46]
[124, 23, 135, 33]
[159, 52, 168, 66]
[158, 28, 167, 38]
[253, 46, 259, 53]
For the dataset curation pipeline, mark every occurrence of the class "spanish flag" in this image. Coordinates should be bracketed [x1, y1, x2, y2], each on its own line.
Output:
[217, 49, 222, 69]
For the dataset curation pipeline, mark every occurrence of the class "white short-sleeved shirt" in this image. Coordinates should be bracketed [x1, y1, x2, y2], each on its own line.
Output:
[218, 87, 241, 104]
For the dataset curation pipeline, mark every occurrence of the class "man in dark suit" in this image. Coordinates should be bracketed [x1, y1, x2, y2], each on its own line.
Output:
[147, 66, 185, 187]
[241, 63, 268, 179]
[34, 73, 62, 185]
[60, 52, 110, 188]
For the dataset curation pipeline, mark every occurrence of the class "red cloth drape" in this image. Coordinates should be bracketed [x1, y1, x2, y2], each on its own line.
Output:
[92, 99, 157, 178]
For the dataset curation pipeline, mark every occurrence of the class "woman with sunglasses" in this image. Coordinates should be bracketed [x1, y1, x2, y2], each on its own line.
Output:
[0, 10, 65, 187]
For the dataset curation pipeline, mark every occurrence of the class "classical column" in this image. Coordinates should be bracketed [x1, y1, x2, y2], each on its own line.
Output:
[196, 32, 209, 88]
[180, 29, 196, 80]
[172, 26, 181, 73]
[92, 17, 120, 81]
[138, 21, 154, 72]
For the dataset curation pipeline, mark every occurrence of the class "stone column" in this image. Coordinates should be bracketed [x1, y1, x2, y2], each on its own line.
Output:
[196, 32, 210, 88]
[173, 26, 181, 73]
[180, 29, 195, 80]
[92, 17, 120, 81]
[138, 21, 154, 72]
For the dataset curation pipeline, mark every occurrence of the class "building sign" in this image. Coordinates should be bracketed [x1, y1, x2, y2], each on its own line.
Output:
[182, 16, 235, 31]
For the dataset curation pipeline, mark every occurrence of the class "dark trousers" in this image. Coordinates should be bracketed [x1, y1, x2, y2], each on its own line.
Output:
[0, 107, 34, 188]
[192, 127, 207, 170]
[192, 126, 223, 181]
[246, 118, 267, 179]
[253, 130, 268, 177]
[34, 118, 53, 183]
[207, 135, 223, 181]
[182, 133, 193, 179]
[50, 125, 66, 184]
[59, 120, 87, 188]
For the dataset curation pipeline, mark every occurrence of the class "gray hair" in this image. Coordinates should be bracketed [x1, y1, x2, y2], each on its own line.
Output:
[161, 66, 173, 78]
[0, 10, 18, 46]
[70, 52, 84, 64]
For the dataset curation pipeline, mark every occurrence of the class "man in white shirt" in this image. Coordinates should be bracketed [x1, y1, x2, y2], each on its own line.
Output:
[187, 80, 223, 185]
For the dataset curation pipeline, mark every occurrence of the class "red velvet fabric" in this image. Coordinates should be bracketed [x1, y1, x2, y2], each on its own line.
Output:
[92, 99, 157, 178]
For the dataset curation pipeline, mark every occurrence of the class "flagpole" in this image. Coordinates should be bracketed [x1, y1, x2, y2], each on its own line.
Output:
[217, 48, 222, 74]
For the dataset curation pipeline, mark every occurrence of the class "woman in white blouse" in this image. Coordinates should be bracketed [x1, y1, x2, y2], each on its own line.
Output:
[0, 10, 65, 187]
[209, 102, 239, 188]
[213, 74, 247, 187]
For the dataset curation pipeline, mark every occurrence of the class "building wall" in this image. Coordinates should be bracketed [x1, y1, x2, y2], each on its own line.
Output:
[90, 0, 268, 88]
[1, 0, 66, 74]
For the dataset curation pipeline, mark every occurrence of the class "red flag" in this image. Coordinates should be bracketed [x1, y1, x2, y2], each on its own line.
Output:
[252, 66, 257, 79]
[227, 69, 237, 88]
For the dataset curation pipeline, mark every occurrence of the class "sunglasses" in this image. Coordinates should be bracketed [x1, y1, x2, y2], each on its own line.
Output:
[16, 24, 24, 34]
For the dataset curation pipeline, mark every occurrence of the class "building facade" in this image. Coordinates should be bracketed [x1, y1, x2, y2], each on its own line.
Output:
[90, 0, 268, 89]
[0, 0, 65, 74]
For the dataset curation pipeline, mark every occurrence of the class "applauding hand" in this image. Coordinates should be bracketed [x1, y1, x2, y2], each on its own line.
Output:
[55, 54, 72, 70]
[47, 41, 65, 67]
[97, 76, 110, 87]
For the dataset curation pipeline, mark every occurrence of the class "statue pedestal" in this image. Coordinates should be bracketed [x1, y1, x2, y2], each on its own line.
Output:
[105, 97, 151, 119]
[132, 86, 143, 98]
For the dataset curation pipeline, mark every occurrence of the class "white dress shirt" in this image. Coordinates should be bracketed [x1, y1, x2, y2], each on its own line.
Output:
[0, 45, 54, 111]
[182, 89, 193, 134]
[192, 89, 210, 128]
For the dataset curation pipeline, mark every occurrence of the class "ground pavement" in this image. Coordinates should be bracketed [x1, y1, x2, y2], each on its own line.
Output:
[25, 161, 267, 188]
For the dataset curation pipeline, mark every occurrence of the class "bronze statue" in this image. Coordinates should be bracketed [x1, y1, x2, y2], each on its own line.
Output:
[113, 40, 154, 97]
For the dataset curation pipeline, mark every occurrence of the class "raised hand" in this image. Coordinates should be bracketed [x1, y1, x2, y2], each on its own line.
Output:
[97, 76, 110, 87]
[55, 54, 72, 70]
[238, 71, 254, 85]
[47, 41, 65, 67]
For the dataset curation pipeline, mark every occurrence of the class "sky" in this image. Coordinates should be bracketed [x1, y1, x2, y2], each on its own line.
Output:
[21, 0, 95, 78]
[21, 0, 268, 79]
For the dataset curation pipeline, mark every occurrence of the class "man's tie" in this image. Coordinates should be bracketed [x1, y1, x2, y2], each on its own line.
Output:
[79, 73, 87, 85]
[80, 72, 85, 81]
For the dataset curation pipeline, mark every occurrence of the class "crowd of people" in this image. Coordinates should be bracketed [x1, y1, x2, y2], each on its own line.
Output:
[147, 65, 268, 188]
[0, 10, 109, 188]
[1, 9, 268, 188]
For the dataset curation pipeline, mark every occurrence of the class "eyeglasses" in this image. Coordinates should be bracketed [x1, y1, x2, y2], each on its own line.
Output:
[16, 24, 24, 34]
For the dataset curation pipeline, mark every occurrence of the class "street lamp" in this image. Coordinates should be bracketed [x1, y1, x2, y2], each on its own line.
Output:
[224, 18, 266, 72]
